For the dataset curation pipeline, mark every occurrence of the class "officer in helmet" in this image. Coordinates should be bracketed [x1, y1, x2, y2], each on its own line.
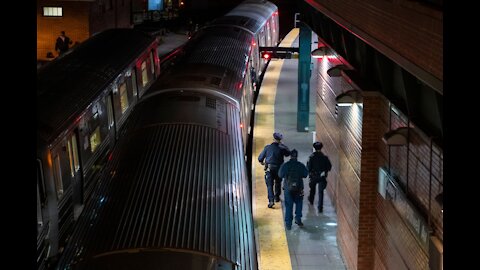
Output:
[307, 141, 332, 213]
[258, 132, 291, 208]
[278, 149, 308, 230]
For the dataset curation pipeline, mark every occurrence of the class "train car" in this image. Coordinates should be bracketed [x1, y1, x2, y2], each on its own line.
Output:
[56, 1, 279, 269]
[37, 29, 160, 269]
[208, 0, 279, 87]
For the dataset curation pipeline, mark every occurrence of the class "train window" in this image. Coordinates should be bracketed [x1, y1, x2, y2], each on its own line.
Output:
[259, 28, 266, 47]
[141, 61, 148, 87]
[131, 69, 138, 97]
[266, 22, 271, 43]
[53, 155, 64, 199]
[37, 184, 43, 226]
[271, 17, 275, 33]
[67, 134, 80, 177]
[119, 82, 129, 113]
[72, 134, 80, 171]
[37, 160, 46, 204]
[89, 127, 101, 153]
[149, 51, 155, 74]
[67, 140, 74, 177]
[107, 94, 114, 129]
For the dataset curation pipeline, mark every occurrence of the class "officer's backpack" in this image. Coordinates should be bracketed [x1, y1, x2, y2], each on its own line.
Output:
[285, 175, 301, 195]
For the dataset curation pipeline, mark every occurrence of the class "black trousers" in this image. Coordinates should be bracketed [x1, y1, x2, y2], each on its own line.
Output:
[308, 177, 327, 210]
[265, 166, 282, 202]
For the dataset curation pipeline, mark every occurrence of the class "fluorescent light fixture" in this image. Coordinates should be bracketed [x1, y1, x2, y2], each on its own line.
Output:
[311, 47, 327, 58]
[335, 89, 362, 107]
[382, 127, 409, 146]
[327, 64, 349, 77]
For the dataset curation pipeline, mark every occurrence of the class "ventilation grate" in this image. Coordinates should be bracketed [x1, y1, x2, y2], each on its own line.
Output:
[206, 97, 216, 109]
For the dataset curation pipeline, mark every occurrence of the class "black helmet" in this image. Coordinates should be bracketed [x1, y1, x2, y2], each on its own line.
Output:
[313, 141, 323, 150]
[290, 149, 298, 158]
[273, 132, 283, 140]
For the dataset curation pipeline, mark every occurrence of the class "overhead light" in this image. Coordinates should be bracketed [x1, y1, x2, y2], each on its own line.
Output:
[382, 127, 409, 146]
[311, 47, 327, 58]
[335, 89, 361, 106]
[327, 64, 349, 77]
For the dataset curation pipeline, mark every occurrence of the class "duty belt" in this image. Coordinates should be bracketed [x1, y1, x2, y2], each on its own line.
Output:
[310, 171, 324, 177]
[267, 163, 280, 169]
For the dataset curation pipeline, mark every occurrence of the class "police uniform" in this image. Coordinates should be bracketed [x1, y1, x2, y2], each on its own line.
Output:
[258, 132, 290, 207]
[306, 142, 332, 213]
[278, 149, 308, 230]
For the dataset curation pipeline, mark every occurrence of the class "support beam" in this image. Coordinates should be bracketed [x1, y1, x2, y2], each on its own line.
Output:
[297, 22, 311, 132]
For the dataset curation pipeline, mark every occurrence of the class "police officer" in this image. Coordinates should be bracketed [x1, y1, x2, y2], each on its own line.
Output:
[278, 149, 308, 230]
[307, 142, 332, 213]
[258, 132, 291, 208]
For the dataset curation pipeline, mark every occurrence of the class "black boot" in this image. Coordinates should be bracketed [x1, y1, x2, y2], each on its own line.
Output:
[295, 220, 304, 227]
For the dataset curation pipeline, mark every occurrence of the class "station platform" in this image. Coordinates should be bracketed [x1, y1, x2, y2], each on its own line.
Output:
[252, 28, 347, 270]
[155, 31, 189, 58]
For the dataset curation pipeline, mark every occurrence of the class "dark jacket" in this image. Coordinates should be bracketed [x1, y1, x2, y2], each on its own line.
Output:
[307, 151, 332, 178]
[55, 36, 71, 54]
[258, 142, 290, 165]
[278, 158, 308, 190]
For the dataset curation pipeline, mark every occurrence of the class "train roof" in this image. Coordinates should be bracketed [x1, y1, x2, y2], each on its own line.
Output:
[37, 28, 155, 145]
[150, 26, 253, 103]
[59, 111, 255, 269]
[210, 0, 277, 34]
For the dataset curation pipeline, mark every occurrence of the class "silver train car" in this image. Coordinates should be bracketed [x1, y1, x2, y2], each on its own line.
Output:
[57, 0, 279, 269]
[37, 29, 160, 269]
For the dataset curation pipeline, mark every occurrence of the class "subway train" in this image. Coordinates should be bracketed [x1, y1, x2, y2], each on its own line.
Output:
[56, 0, 279, 269]
[37, 29, 163, 269]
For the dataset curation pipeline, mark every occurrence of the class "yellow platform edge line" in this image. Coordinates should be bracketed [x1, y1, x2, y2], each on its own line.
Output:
[252, 28, 299, 270]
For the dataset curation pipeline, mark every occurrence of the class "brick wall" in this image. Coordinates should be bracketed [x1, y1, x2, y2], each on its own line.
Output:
[37, 1, 90, 60]
[357, 94, 382, 270]
[89, 0, 132, 35]
[384, 104, 443, 242]
[314, 54, 442, 269]
[307, 0, 442, 81]
[37, 0, 132, 60]
[315, 56, 363, 270]
[373, 98, 442, 269]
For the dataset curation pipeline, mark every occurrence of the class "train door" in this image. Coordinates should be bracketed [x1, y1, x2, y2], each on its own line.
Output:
[266, 21, 272, 46]
[37, 159, 50, 269]
[37, 160, 46, 229]
[66, 130, 84, 220]
[130, 68, 138, 100]
[51, 142, 74, 248]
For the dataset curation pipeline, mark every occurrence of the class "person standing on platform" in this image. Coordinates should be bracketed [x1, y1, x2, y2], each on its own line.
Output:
[55, 31, 72, 56]
[307, 141, 332, 213]
[278, 149, 308, 230]
[258, 132, 291, 208]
